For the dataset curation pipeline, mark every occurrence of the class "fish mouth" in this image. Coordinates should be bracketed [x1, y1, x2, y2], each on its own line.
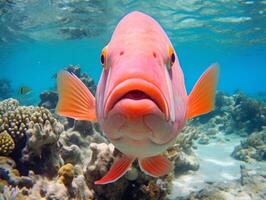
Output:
[104, 78, 169, 120]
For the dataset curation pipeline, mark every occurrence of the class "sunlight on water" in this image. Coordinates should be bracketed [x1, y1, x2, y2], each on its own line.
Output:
[0, 0, 265, 46]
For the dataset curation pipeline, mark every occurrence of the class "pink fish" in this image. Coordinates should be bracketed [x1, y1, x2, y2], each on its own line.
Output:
[56, 11, 219, 184]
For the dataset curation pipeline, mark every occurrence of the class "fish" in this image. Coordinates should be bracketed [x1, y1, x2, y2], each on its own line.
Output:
[56, 11, 219, 184]
[51, 73, 57, 79]
[17, 86, 32, 95]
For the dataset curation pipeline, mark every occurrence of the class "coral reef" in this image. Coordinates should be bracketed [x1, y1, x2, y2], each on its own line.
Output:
[232, 92, 266, 134]
[84, 142, 172, 200]
[0, 98, 64, 175]
[59, 121, 106, 167]
[194, 91, 266, 137]
[38, 90, 58, 110]
[185, 91, 266, 154]
[172, 125, 200, 174]
[0, 79, 13, 100]
[25, 167, 92, 200]
[3, 91, 265, 199]
[231, 126, 266, 162]
[0, 156, 33, 188]
[0, 141, 173, 200]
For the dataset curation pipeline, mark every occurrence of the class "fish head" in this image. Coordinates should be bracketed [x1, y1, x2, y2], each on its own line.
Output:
[96, 11, 184, 157]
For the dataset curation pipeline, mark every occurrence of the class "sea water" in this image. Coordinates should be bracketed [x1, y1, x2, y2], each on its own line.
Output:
[0, 0, 265, 199]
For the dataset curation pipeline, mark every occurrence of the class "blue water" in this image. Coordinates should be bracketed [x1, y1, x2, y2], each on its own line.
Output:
[0, 0, 266, 101]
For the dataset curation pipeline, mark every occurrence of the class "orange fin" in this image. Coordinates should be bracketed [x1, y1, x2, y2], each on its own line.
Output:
[186, 64, 219, 120]
[95, 155, 135, 185]
[56, 70, 97, 121]
[138, 155, 172, 177]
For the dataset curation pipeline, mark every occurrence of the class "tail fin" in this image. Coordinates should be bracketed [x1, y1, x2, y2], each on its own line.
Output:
[186, 64, 219, 120]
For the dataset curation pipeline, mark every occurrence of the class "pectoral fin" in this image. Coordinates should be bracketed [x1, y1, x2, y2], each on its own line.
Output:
[56, 70, 97, 121]
[139, 155, 172, 177]
[186, 64, 219, 120]
[95, 155, 135, 184]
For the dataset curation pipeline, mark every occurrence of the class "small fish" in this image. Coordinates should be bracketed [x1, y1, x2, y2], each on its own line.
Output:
[56, 11, 219, 184]
[51, 73, 57, 79]
[17, 86, 32, 95]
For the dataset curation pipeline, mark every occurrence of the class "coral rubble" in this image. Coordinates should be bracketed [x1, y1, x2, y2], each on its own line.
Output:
[184, 164, 266, 200]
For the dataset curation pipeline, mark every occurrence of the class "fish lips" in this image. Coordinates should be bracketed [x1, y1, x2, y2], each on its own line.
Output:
[104, 78, 169, 121]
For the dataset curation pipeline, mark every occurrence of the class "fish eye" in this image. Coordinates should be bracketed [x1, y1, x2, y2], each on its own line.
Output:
[171, 53, 175, 63]
[167, 45, 175, 69]
[100, 54, 105, 65]
[100, 47, 107, 69]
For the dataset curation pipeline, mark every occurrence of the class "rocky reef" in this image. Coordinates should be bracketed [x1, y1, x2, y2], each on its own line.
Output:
[39, 65, 97, 110]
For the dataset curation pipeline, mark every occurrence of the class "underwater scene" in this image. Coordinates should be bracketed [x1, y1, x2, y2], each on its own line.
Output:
[0, 0, 266, 199]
